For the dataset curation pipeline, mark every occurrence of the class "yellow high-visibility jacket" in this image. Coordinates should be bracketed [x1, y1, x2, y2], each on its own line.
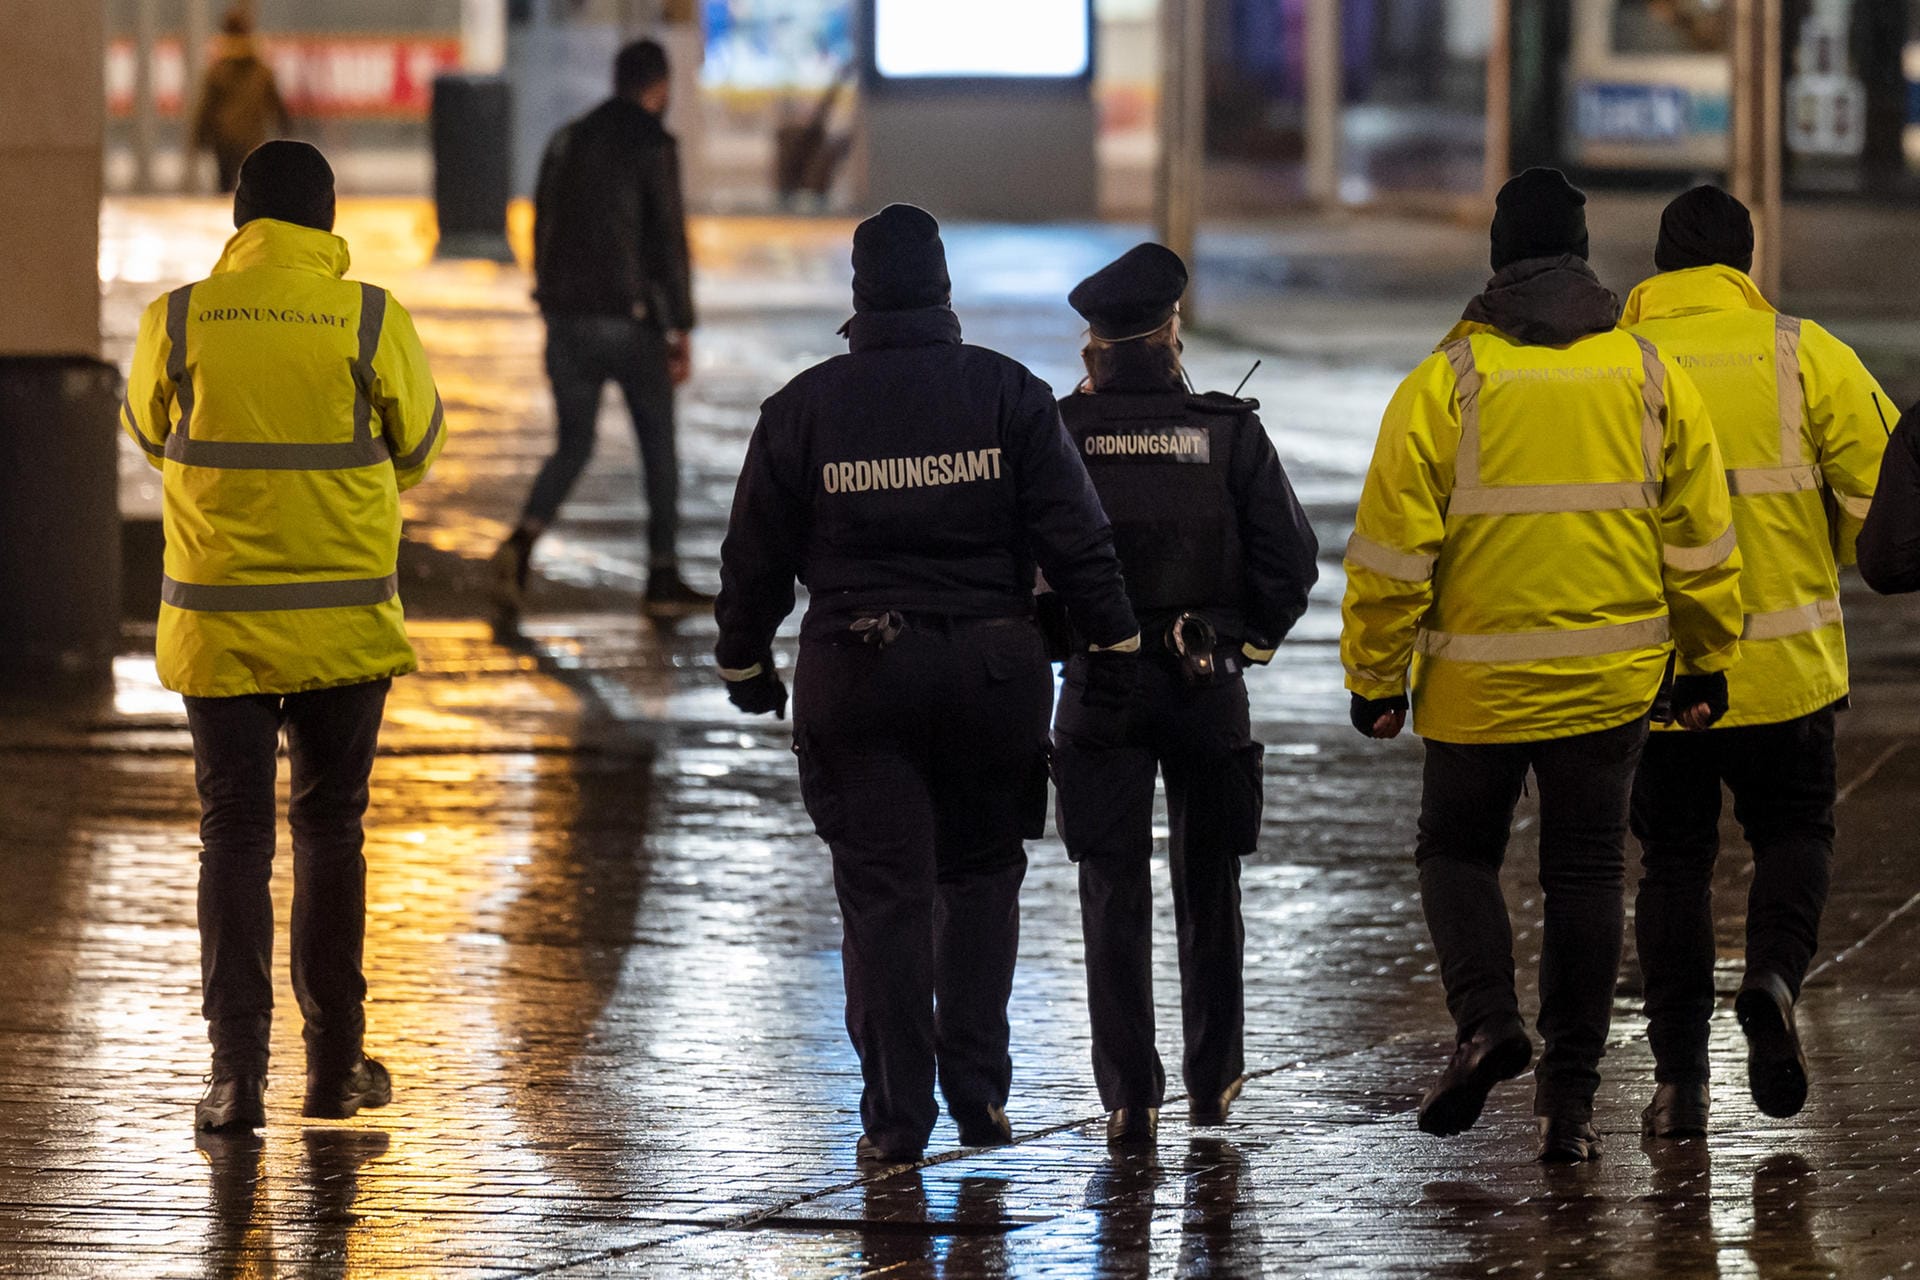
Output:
[1342, 323, 1744, 744]
[1622, 265, 1890, 728]
[123, 218, 447, 698]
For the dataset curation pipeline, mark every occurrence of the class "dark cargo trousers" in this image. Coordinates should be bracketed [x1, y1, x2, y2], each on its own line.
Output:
[792, 617, 1052, 1155]
[184, 678, 389, 1078]
[1415, 717, 1648, 1123]
[1052, 657, 1265, 1113]
[1630, 705, 1837, 1083]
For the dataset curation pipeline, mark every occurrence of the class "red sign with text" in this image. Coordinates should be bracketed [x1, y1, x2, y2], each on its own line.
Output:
[108, 35, 463, 119]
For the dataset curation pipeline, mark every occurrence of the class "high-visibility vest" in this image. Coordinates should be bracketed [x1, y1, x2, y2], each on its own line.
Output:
[1342, 323, 1744, 744]
[123, 218, 447, 697]
[1622, 265, 1891, 727]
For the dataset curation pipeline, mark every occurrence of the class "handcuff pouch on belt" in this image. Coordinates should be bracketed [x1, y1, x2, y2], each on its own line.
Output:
[1167, 612, 1232, 687]
[850, 609, 906, 649]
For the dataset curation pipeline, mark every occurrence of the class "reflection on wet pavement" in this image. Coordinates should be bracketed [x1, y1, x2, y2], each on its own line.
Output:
[0, 200, 1913, 1274]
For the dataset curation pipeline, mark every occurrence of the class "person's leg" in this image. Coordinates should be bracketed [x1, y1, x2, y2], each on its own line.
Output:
[1055, 656, 1164, 1116]
[1529, 718, 1648, 1125]
[1629, 730, 1725, 1086]
[514, 316, 611, 536]
[609, 323, 682, 574]
[1160, 677, 1260, 1116]
[794, 639, 941, 1157]
[1414, 740, 1530, 1040]
[282, 678, 389, 1081]
[928, 622, 1051, 1137]
[1724, 708, 1836, 998]
[184, 693, 284, 1080]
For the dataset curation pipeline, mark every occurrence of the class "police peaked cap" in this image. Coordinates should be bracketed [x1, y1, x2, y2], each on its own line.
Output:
[1070, 243, 1189, 341]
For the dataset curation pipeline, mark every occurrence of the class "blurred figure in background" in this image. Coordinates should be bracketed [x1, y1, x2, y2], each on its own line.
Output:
[491, 38, 707, 627]
[1049, 244, 1319, 1148]
[122, 142, 447, 1133]
[189, 9, 290, 194]
[1621, 186, 1890, 1137]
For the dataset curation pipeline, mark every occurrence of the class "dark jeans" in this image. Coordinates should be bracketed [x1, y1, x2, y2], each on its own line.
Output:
[1415, 718, 1648, 1122]
[521, 313, 679, 565]
[184, 678, 389, 1077]
[792, 618, 1052, 1154]
[1052, 657, 1264, 1112]
[1630, 706, 1837, 1083]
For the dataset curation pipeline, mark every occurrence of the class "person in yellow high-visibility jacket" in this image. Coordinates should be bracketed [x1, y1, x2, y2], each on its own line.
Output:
[1340, 169, 1745, 1164]
[1620, 186, 1891, 1139]
[122, 142, 447, 1135]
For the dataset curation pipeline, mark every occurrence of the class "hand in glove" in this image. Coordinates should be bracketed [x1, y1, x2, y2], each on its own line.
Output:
[1670, 671, 1728, 731]
[1350, 692, 1409, 740]
[723, 662, 788, 718]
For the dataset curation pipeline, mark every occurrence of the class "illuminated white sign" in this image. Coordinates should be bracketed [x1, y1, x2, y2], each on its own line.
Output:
[874, 0, 1090, 79]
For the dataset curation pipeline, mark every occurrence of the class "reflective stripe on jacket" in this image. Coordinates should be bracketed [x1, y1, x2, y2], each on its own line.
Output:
[1622, 266, 1890, 727]
[122, 218, 447, 697]
[1341, 323, 1744, 744]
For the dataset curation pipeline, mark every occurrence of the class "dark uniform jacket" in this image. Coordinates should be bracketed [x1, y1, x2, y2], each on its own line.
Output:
[532, 98, 695, 329]
[1860, 409, 1920, 594]
[1058, 386, 1319, 651]
[715, 307, 1138, 670]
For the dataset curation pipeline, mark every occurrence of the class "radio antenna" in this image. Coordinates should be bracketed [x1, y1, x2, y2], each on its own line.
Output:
[1232, 359, 1262, 398]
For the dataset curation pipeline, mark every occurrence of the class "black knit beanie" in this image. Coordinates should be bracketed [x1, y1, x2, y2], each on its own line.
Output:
[1655, 185, 1755, 274]
[851, 204, 951, 312]
[1490, 167, 1589, 271]
[234, 140, 336, 232]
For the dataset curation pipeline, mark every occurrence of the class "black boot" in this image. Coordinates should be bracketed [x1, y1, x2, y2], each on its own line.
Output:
[1106, 1106, 1159, 1147]
[855, 1133, 924, 1166]
[1641, 1081, 1710, 1139]
[1189, 1077, 1244, 1126]
[1736, 972, 1809, 1118]
[303, 1056, 392, 1120]
[196, 1074, 267, 1134]
[1417, 1021, 1533, 1137]
[489, 528, 536, 627]
[1536, 1116, 1603, 1163]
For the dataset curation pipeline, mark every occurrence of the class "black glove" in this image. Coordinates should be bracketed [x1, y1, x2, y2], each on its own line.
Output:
[1081, 650, 1142, 710]
[1350, 692, 1409, 739]
[1669, 671, 1728, 730]
[724, 664, 788, 718]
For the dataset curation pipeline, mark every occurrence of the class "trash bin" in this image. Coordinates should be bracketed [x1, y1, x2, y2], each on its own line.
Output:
[432, 74, 516, 262]
[0, 356, 122, 689]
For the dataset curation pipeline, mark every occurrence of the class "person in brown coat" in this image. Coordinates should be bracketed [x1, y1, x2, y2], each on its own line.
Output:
[190, 10, 291, 193]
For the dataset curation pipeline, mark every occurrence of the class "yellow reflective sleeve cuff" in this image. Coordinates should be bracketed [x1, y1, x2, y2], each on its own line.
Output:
[1346, 667, 1407, 698]
[1663, 525, 1738, 573]
[1090, 634, 1142, 654]
[718, 663, 764, 682]
[1344, 532, 1436, 582]
[1242, 642, 1277, 664]
[1835, 492, 1873, 520]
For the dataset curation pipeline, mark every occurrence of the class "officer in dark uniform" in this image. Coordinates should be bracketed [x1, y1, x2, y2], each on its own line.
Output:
[715, 205, 1140, 1165]
[1050, 244, 1320, 1145]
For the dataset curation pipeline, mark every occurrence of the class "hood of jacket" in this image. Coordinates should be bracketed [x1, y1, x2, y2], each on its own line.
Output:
[212, 218, 352, 279]
[1443, 255, 1621, 349]
[1619, 263, 1776, 326]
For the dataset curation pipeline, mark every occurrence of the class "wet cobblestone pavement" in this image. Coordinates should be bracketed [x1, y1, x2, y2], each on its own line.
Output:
[2, 200, 1918, 1275]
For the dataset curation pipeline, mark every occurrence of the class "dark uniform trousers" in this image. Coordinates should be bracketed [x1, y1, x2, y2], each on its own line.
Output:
[1415, 717, 1648, 1122]
[1052, 655, 1265, 1113]
[792, 617, 1052, 1153]
[1630, 705, 1837, 1083]
[183, 678, 389, 1077]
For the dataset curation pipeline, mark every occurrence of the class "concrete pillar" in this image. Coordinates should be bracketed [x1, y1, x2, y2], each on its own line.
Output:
[1304, 0, 1342, 207]
[1732, 0, 1784, 298]
[1156, 0, 1206, 310]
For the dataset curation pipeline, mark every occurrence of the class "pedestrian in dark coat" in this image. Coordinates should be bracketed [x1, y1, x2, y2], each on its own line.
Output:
[189, 10, 290, 193]
[715, 204, 1139, 1164]
[1859, 407, 1920, 593]
[1049, 244, 1319, 1146]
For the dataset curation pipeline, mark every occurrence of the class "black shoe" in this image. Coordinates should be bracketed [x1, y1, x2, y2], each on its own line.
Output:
[1189, 1077, 1244, 1126]
[954, 1102, 1013, 1147]
[1536, 1116, 1603, 1164]
[489, 530, 534, 625]
[1417, 1023, 1533, 1137]
[1106, 1106, 1159, 1147]
[302, 1056, 392, 1120]
[641, 567, 715, 619]
[855, 1134, 923, 1166]
[195, 1075, 266, 1134]
[1736, 972, 1809, 1118]
[1641, 1081, 1710, 1139]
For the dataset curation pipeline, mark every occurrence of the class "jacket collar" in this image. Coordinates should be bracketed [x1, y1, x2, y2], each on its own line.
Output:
[212, 219, 352, 279]
[1441, 255, 1621, 349]
[843, 306, 963, 352]
[1619, 264, 1777, 326]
